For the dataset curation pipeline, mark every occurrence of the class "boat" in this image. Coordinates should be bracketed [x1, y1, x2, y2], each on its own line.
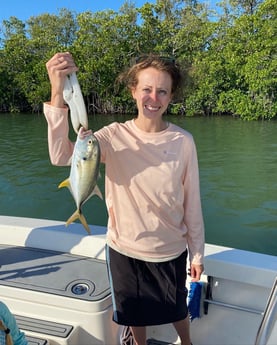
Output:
[0, 215, 276, 345]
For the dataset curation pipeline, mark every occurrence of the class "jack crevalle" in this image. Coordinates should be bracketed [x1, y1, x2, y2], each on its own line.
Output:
[59, 127, 102, 234]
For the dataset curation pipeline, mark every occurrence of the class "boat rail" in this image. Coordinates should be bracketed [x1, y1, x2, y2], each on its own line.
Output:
[203, 276, 263, 315]
[203, 299, 262, 315]
[254, 277, 277, 345]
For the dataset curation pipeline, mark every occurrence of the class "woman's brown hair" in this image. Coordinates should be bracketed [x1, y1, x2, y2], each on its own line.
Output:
[118, 54, 183, 98]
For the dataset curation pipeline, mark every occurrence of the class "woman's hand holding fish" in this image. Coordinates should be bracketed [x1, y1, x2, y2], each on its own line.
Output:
[78, 127, 93, 140]
[46, 52, 78, 108]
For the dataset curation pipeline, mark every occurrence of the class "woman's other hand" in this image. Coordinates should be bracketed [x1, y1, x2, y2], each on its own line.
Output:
[46, 52, 78, 107]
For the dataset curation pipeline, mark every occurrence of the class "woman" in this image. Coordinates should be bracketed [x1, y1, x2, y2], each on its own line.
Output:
[44, 52, 205, 345]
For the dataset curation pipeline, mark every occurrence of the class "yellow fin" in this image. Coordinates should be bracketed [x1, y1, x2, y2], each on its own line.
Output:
[79, 212, 91, 235]
[65, 209, 91, 235]
[65, 210, 79, 227]
[58, 178, 70, 189]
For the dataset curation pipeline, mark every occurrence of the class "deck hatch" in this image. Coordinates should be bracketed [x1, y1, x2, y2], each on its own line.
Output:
[0, 244, 110, 301]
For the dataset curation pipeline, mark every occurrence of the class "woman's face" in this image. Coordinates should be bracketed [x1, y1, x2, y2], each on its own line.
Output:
[131, 67, 173, 120]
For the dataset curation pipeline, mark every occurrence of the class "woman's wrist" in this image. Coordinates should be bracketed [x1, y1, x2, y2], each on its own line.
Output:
[50, 92, 65, 108]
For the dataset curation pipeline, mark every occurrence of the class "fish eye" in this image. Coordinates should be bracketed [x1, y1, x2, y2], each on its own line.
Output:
[88, 139, 93, 144]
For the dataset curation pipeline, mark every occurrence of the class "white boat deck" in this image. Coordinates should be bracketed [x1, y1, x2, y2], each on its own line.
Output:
[0, 215, 276, 345]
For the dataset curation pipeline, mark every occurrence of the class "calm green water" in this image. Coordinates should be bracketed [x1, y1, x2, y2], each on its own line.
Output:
[0, 113, 276, 256]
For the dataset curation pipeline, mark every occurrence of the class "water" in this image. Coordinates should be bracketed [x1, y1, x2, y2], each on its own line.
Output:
[0, 113, 276, 256]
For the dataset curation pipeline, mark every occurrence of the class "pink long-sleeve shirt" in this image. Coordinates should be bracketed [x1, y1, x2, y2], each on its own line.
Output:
[44, 103, 205, 264]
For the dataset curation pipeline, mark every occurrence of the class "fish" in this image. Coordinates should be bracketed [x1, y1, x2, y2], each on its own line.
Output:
[63, 72, 88, 134]
[58, 126, 103, 234]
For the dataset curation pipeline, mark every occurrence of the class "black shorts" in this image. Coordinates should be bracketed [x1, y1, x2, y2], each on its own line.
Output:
[106, 246, 188, 326]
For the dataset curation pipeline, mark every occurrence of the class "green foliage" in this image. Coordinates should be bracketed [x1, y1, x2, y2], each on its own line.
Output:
[185, 0, 277, 119]
[0, 0, 275, 119]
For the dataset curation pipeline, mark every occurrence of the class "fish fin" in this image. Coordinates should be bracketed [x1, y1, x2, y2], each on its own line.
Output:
[79, 212, 91, 235]
[93, 184, 103, 200]
[58, 178, 70, 189]
[65, 210, 79, 226]
[65, 209, 91, 235]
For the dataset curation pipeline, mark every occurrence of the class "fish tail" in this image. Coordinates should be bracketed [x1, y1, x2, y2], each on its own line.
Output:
[79, 212, 91, 235]
[65, 210, 79, 227]
[65, 209, 91, 235]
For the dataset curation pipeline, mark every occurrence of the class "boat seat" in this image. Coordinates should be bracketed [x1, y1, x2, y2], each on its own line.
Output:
[15, 314, 73, 339]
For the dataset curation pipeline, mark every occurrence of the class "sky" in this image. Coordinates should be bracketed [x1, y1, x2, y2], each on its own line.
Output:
[0, 0, 156, 22]
[0, 0, 218, 23]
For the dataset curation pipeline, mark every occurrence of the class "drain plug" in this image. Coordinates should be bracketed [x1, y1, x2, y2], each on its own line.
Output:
[71, 283, 90, 295]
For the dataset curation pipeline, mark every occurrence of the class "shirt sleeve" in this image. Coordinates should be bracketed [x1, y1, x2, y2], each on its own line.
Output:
[43, 102, 75, 166]
[183, 138, 205, 265]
